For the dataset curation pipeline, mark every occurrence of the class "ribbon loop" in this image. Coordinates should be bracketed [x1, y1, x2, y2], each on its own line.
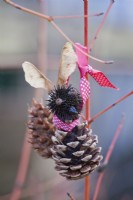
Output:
[53, 115, 79, 132]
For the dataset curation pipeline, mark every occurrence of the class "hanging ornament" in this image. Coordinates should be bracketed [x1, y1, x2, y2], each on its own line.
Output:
[22, 42, 119, 180]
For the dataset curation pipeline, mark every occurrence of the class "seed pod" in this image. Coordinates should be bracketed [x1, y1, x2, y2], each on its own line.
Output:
[47, 85, 83, 123]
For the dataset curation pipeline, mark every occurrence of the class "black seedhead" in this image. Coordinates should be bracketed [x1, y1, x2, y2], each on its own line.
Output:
[47, 85, 83, 123]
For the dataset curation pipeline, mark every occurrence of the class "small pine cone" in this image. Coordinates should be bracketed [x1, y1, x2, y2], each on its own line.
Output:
[51, 123, 103, 180]
[27, 99, 56, 158]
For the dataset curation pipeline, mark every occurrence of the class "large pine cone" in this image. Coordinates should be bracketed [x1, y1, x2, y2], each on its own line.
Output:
[27, 99, 56, 158]
[51, 123, 103, 180]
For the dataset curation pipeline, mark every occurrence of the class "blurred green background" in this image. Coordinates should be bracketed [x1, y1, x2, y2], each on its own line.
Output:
[0, 0, 133, 200]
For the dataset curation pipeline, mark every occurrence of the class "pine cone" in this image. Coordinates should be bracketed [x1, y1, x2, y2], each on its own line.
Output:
[27, 99, 56, 158]
[51, 123, 103, 180]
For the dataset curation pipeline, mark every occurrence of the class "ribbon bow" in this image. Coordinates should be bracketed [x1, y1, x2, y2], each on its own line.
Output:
[75, 43, 118, 104]
[53, 43, 118, 132]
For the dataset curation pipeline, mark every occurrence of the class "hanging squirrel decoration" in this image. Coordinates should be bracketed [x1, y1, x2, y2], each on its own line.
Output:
[22, 42, 117, 180]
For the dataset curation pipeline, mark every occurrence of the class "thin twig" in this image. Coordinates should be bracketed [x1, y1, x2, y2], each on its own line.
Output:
[67, 192, 75, 200]
[89, 12, 104, 17]
[53, 12, 104, 19]
[3, 0, 52, 21]
[3, 0, 114, 64]
[88, 91, 133, 125]
[93, 114, 125, 200]
[89, 0, 115, 52]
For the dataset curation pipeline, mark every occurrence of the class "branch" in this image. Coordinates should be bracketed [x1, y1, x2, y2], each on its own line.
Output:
[89, 0, 115, 52]
[3, 0, 52, 21]
[53, 12, 104, 19]
[88, 91, 133, 125]
[83, 1, 90, 200]
[93, 114, 125, 200]
[3, 0, 113, 64]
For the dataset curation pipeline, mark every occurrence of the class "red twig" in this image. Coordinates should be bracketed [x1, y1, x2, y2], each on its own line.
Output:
[89, 0, 115, 52]
[88, 91, 133, 125]
[10, 131, 31, 200]
[84, 1, 90, 200]
[93, 114, 125, 200]
[3, 0, 113, 64]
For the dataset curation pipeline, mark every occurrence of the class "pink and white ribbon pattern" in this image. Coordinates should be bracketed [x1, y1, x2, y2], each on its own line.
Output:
[53, 43, 118, 132]
[53, 115, 79, 132]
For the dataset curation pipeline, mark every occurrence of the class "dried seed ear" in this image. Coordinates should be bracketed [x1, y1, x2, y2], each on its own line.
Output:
[57, 42, 77, 86]
[22, 61, 53, 92]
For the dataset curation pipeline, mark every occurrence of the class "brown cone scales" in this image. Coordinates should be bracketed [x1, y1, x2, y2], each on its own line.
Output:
[27, 99, 56, 158]
[51, 123, 103, 180]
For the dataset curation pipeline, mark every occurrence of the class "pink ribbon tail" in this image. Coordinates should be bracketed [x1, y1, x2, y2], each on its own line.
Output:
[75, 43, 118, 90]
[88, 65, 119, 90]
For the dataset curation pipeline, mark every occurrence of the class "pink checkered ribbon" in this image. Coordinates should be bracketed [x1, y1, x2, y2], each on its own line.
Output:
[80, 77, 90, 104]
[75, 43, 118, 90]
[53, 115, 79, 132]
[87, 65, 118, 89]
